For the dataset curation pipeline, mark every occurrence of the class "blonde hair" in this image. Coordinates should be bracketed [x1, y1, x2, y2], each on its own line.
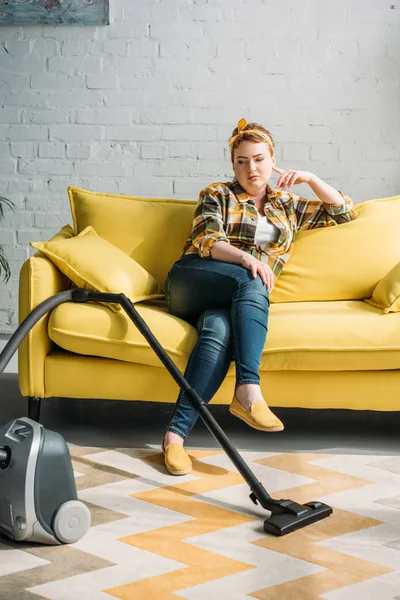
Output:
[229, 120, 275, 163]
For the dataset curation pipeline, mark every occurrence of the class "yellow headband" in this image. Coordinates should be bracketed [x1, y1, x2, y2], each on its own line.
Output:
[229, 118, 274, 154]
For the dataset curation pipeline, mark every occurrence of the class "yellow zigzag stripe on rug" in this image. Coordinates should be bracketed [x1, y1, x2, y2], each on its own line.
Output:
[105, 449, 256, 600]
[251, 453, 393, 599]
[255, 453, 377, 504]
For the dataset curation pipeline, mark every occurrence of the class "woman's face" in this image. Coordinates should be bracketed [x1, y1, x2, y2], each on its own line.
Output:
[232, 140, 276, 197]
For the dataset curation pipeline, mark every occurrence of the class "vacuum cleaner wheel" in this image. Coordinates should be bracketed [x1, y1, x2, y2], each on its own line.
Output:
[52, 500, 91, 544]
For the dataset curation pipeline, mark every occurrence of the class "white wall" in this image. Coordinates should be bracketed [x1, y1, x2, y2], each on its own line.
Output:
[0, 0, 399, 333]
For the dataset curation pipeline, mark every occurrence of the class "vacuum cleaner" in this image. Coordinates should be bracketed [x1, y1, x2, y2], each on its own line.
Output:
[0, 417, 91, 545]
[0, 288, 332, 538]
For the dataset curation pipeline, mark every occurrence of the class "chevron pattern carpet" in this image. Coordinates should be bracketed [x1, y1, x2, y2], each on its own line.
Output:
[1, 445, 400, 599]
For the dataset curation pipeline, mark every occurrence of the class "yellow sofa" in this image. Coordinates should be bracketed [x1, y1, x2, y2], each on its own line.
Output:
[18, 187, 400, 420]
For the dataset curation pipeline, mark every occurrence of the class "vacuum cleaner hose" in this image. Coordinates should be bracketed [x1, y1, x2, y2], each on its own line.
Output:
[0, 290, 74, 376]
[0, 287, 334, 536]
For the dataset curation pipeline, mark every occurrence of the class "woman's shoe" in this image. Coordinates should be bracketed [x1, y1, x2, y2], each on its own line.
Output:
[229, 396, 284, 432]
[162, 441, 192, 475]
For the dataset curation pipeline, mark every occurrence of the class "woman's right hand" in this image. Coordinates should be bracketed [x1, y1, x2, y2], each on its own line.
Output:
[240, 254, 275, 289]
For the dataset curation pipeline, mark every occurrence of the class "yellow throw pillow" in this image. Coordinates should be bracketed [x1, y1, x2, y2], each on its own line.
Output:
[270, 195, 400, 303]
[30, 226, 164, 312]
[364, 261, 400, 313]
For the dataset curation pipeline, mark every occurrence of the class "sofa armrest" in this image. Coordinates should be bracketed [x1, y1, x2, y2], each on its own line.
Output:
[18, 226, 73, 398]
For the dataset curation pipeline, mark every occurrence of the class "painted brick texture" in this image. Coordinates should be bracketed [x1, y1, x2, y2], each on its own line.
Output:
[0, 0, 399, 332]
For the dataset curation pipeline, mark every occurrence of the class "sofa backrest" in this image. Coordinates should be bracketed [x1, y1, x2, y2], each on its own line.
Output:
[270, 194, 400, 302]
[68, 187, 400, 300]
[69, 187, 196, 288]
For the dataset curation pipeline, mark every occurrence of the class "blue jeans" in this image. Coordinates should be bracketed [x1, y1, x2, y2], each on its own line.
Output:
[164, 254, 270, 440]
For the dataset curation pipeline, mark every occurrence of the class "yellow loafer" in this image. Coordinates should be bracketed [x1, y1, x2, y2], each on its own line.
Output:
[162, 442, 192, 476]
[229, 396, 284, 432]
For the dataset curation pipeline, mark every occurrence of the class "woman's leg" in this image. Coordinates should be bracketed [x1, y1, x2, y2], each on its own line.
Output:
[166, 255, 269, 394]
[162, 255, 281, 475]
[166, 308, 233, 442]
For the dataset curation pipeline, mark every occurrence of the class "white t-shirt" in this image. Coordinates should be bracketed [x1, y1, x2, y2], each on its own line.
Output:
[254, 213, 280, 246]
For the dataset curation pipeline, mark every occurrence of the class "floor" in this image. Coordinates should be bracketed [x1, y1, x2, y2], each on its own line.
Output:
[1, 338, 400, 599]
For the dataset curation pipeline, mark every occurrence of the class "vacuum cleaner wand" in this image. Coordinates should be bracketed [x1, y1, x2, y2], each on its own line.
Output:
[1, 288, 332, 536]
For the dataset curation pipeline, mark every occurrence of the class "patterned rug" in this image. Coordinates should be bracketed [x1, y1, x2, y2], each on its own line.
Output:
[1, 446, 400, 599]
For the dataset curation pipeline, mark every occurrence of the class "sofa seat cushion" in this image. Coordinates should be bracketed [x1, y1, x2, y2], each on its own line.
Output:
[263, 300, 400, 370]
[48, 300, 198, 371]
[48, 299, 400, 372]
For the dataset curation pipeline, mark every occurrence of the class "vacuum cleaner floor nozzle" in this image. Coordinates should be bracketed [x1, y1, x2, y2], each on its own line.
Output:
[264, 501, 333, 536]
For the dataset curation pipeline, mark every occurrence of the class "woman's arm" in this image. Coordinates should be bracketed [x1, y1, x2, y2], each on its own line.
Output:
[190, 190, 230, 258]
[273, 167, 344, 205]
[306, 174, 344, 205]
[210, 242, 275, 289]
[210, 240, 248, 263]
[271, 166, 356, 230]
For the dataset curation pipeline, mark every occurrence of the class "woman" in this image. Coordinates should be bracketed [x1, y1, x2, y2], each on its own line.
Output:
[162, 118, 357, 476]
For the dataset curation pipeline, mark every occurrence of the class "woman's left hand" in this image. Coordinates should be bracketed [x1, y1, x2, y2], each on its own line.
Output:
[272, 166, 315, 190]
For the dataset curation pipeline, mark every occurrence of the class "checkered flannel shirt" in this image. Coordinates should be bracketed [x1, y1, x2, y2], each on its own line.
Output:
[182, 179, 357, 281]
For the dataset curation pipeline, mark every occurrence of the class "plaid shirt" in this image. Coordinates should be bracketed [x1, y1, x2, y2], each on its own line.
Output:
[182, 179, 357, 282]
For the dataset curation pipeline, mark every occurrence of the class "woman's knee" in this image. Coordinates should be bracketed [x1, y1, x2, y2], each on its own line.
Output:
[237, 272, 270, 302]
[197, 309, 232, 348]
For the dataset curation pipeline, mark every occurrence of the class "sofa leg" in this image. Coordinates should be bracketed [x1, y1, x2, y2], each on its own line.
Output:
[28, 397, 41, 422]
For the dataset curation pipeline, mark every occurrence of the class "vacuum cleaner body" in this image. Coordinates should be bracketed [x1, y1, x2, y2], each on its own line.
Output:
[0, 417, 90, 545]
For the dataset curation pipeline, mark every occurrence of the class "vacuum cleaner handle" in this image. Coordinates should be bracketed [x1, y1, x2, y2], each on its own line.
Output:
[72, 290, 281, 511]
[0, 289, 276, 509]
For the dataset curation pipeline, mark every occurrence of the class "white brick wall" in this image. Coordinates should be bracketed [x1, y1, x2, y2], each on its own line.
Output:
[0, 0, 399, 333]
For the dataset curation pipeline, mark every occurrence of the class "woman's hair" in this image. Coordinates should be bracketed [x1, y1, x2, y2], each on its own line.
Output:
[229, 122, 275, 163]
